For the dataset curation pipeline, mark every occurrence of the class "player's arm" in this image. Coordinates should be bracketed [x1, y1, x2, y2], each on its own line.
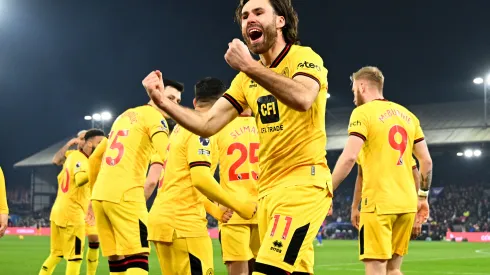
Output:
[0, 167, 8, 215]
[88, 137, 108, 186]
[202, 199, 231, 223]
[145, 160, 163, 201]
[144, 72, 239, 138]
[243, 49, 326, 112]
[74, 157, 90, 187]
[413, 140, 433, 196]
[412, 164, 420, 192]
[52, 138, 77, 166]
[352, 165, 363, 210]
[187, 136, 255, 219]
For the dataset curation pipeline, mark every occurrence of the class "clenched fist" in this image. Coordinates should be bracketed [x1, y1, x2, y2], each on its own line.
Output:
[224, 39, 256, 72]
[142, 70, 165, 104]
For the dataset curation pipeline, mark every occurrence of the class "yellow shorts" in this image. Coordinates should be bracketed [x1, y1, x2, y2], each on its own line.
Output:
[51, 222, 85, 260]
[255, 185, 332, 274]
[219, 224, 260, 262]
[359, 212, 416, 260]
[153, 233, 214, 275]
[92, 200, 150, 257]
[49, 221, 63, 257]
[85, 223, 98, 236]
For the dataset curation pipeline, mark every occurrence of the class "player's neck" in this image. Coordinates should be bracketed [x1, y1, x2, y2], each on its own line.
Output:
[364, 93, 385, 104]
[195, 106, 211, 112]
[259, 38, 287, 67]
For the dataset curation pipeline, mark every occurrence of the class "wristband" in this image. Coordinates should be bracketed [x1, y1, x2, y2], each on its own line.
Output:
[418, 189, 429, 197]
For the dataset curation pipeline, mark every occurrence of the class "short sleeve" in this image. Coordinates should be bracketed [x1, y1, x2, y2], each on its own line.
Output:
[222, 73, 248, 114]
[414, 117, 425, 144]
[290, 47, 327, 90]
[146, 107, 169, 140]
[348, 108, 369, 141]
[187, 135, 214, 169]
[65, 150, 75, 158]
[150, 149, 163, 167]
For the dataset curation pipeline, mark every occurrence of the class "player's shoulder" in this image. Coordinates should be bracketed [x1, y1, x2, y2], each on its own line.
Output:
[289, 44, 323, 61]
[65, 149, 76, 158]
[389, 101, 419, 121]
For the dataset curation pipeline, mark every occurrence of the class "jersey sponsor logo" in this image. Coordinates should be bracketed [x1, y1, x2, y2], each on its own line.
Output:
[257, 95, 280, 124]
[297, 61, 321, 71]
[199, 137, 210, 147]
[271, 240, 283, 253]
[349, 120, 361, 127]
[198, 149, 210, 156]
[249, 80, 258, 88]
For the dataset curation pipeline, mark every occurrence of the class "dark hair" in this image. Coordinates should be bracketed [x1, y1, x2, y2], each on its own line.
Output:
[195, 77, 226, 104]
[84, 129, 105, 141]
[167, 118, 177, 132]
[235, 0, 300, 45]
[164, 78, 184, 93]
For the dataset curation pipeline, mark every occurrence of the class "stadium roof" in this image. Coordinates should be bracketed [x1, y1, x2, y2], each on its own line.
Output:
[327, 100, 490, 151]
[13, 137, 74, 168]
[13, 100, 489, 168]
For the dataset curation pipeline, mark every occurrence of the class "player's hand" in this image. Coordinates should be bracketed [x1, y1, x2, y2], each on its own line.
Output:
[224, 39, 256, 73]
[220, 206, 234, 223]
[67, 138, 79, 147]
[350, 207, 360, 230]
[416, 197, 430, 224]
[411, 220, 422, 240]
[0, 214, 8, 238]
[142, 70, 165, 104]
[85, 203, 95, 227]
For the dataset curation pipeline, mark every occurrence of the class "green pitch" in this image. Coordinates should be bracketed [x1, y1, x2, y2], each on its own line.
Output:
[0, 236, 489, 274]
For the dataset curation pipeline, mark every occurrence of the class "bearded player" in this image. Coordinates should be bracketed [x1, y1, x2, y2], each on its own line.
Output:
[146, 77, 254, 275]
[145, 79, 184, 201]
[331, 66, 432, 275]
[39, 129, 105, 275]
[52, 130, 87, 166]
[144, 0, 332, 273]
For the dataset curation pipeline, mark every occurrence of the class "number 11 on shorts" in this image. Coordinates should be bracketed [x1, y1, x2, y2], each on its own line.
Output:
[270, 215, 293, 240]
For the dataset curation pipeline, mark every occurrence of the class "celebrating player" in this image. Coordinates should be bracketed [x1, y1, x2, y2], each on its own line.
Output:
[144, 0, 332, 273]
[52, 130, 87, 166]
[39, 129, 105, 275]
[145, 78, 184, 201]
[147, 77, 252, 275]
[0, 167, 8, 238]
[331, 66, 433, 275]
[214, 105, 260, 273]
[90, 98, 171, 275]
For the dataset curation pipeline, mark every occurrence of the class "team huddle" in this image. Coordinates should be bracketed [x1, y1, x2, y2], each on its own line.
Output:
[28, 0, 434, 274]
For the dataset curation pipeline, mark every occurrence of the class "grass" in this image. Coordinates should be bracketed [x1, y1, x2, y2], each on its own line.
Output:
[0, 235, 489, 274]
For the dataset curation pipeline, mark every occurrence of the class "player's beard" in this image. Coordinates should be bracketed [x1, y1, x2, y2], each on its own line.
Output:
[243, 21, 277, 55]
[355, 89, 364, 106]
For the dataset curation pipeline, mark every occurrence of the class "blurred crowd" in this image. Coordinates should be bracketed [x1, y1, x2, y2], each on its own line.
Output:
[7, 183, 490, 242]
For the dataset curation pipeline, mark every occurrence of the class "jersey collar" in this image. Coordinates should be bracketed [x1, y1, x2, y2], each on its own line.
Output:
[260, 43, 292, 69]
[79, 149, 89, 159]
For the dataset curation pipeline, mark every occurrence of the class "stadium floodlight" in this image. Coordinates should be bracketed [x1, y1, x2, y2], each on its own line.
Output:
[327, 93, 331, 99]
[464, 149, 474, 158]
[474, 149, 482, 157]
[474, 77, 484, 85]
[101, 111, 112, 121]
[456, 152, 463, 157]
[92, 113, 102, 121]
[84, 116, 92, 121]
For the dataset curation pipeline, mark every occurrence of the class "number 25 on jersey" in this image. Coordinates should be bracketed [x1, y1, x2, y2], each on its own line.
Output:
[227, 142, 259, 181]
[106, 130, 129, 166]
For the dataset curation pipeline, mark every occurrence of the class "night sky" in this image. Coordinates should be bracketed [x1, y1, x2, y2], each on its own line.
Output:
[1, 1, 489, 185]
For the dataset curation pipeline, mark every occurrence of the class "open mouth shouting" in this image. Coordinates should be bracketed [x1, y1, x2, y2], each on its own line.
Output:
[248, 26, 264, 44]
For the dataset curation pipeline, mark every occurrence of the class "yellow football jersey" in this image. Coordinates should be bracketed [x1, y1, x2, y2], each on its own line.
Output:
[0, 167, 8, 214]
[215, 116, 259, 224]
[149, 125, 218, 241]
[92, 105, 169, 203]
[223, 44, 331, 198]
[54, 150, 91, 227]
[348, 99, 425, 214]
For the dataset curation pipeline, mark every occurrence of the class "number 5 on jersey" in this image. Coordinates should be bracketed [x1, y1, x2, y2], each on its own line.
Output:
[106, 130, 129, 166]
[227, 142, 259, 181]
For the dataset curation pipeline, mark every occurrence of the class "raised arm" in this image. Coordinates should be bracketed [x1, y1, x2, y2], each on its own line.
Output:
[52, 138, 77, 166]
[143, 71, 238, 138]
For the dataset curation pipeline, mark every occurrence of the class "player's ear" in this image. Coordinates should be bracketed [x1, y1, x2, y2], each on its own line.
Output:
[193, 98, 197, 108]
[275, 15, 285, 29]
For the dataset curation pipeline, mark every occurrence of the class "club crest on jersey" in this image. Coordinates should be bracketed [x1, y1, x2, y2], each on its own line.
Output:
[281, 67, 289, 77]
[199, 137, 210, 147]
[160, 119, 169, 131]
